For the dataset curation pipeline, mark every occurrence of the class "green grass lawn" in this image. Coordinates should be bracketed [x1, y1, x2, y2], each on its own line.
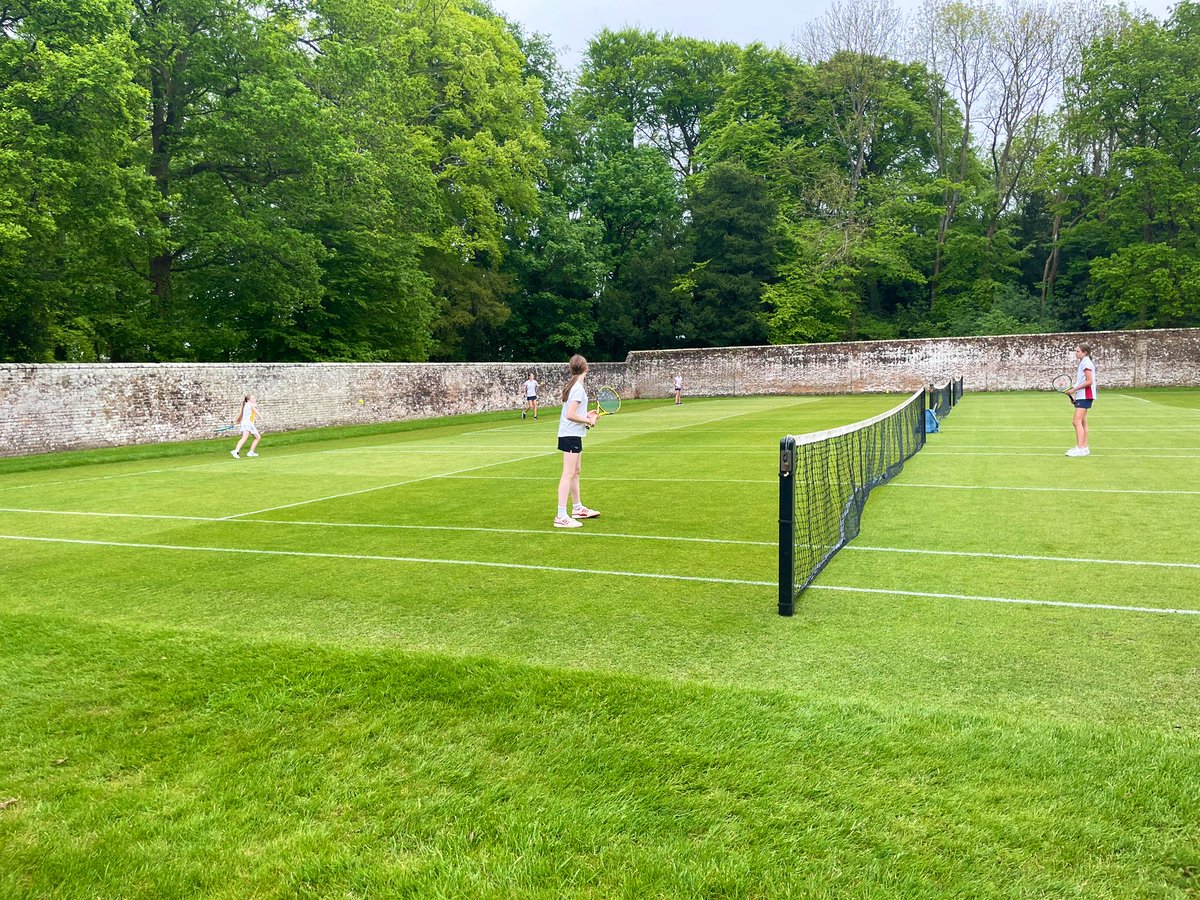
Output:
[1, 390, 1198, 898]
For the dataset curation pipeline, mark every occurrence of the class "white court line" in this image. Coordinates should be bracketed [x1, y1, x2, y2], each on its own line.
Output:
[1112, 393, 1200, 413]
[888, 482, 1200, 496]
[0, 534, 773, 588]
[5, 507, 1200, 569]
[0, 460, 224, 493]
[220, 451, 554, 520]
[226, 402, 823, 519]
[932, 444, 1199, 452]
[0, 507, 774, 547]
[847, 544, 1200, 570]
[3, 533, 1197, 617]
[924, 451, 1200, 459]
[808, 584, 1200, 616]
[322, 447, 780, 454]
[448, 475, 1200, 496]
[446, 474, 774, 484]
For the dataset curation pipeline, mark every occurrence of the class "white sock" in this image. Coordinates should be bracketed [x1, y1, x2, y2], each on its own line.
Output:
[558, 506, 568, 519]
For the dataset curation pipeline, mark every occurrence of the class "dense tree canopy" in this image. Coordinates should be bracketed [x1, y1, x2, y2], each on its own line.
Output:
[2, 0, 1197, 362]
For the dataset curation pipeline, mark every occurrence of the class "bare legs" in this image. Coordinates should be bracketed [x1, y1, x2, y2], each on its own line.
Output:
[557, 452, 582, 511]
[1072, 407, 1089, 450]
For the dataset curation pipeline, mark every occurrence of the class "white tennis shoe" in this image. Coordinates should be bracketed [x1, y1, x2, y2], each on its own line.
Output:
[553, 515, 582, 528]
[1065, 447, 1087, 457]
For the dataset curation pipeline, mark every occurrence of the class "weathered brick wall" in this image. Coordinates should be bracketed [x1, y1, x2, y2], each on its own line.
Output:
[2, 328, 1196, 456]
[625, 328, 1200, 397]
[0, 361, 628, 457]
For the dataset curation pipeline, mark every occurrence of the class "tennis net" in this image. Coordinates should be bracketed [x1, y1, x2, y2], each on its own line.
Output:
[929, 380, 953, 419]
[778, 389, 927, 616]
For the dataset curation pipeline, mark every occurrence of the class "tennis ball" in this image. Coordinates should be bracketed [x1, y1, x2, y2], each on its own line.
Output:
[358, 399, 364, 404]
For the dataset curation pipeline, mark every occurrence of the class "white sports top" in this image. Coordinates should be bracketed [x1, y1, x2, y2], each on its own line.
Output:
[1074, 357, 1096, 400]
[674, 375, 683, 389]
[558, 381, 588, 438]
[524, 378, 538, 397]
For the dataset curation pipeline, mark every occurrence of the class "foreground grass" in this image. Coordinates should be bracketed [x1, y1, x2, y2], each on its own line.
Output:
[2, 392, 1198, 897]
[2, 616, 1197, 899]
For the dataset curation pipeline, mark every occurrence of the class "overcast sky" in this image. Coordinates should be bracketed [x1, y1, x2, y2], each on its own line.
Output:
[493, 0, 1184, 71]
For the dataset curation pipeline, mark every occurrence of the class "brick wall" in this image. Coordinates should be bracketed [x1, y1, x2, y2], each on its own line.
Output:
[2, 328, 1196, 456]
[625, 328, 1200, 398]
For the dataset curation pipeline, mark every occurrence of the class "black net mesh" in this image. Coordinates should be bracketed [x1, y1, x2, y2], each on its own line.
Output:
[778, 390, 927, 615]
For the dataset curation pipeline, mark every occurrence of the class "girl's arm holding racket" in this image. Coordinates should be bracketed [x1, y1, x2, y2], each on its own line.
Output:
[565, 399, 597, 430]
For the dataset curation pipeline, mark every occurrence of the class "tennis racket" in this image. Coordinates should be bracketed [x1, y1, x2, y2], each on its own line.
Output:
[215, 423, 238, 433]
[1051, 373, 1075, 399]
[595, 386, 621, 417]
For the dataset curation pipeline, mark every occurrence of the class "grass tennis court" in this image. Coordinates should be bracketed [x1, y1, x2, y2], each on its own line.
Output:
[2, 389, 1198, 898]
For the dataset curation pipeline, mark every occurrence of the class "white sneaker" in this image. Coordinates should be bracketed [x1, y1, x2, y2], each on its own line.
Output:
[1065, 447, 1084, 457]
[246, 451, 258, 457]
[231, 450, 240, 459]
[1081, 448, 1090, 456]
[553, 515, 582, 528]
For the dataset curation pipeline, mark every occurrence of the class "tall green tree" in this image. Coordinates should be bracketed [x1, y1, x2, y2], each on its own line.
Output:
[1066, 4, 1200, 328]
[577, 28, 737, 179]
[683, 161, 776, 346]
[0, 0, 152, 361]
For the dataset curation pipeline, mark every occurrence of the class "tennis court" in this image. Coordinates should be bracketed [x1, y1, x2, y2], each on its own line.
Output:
[2, 389, 1198, 897]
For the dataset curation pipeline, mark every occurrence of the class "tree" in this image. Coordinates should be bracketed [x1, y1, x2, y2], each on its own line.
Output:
[683, 162, 776, 346]
[577, 28, 738, 179]
[0, 0, 153, 361]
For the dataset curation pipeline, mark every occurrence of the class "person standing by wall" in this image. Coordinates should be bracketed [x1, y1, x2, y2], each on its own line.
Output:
[1064, 344, 1096, 457]
[522, 373, 539, 420]
[554, 355, 600, 528]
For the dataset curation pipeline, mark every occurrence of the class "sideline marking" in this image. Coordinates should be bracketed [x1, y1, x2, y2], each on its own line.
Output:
[0, 460, 224, 493]
[0, 534, 772, 588]
[3, 533, 1197, 616]
[809, 584, 1200, 616]
[221, 452, 554, 519]
[4, 507, 1199, 569]
[888, 482, 1200, 496]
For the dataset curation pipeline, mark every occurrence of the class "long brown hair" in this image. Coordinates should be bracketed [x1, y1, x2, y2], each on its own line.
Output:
[561, 354, 588, 402]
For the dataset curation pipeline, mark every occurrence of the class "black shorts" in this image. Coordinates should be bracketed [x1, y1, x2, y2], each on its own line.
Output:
[1073, 399, 1093, 409]
[526, 395, 537, 402]
[557, 436, 583, 454]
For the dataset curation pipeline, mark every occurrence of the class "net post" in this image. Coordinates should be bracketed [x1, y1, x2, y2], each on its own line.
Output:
[778, 436, 796, 617]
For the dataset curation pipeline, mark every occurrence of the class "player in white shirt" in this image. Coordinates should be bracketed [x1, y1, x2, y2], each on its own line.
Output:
[1064, 343, 1096, 457]
[673, 374, 683, 405]
[522, 374, 539, 420]
[554, 355, 600, 528]
[231, 394, 262, 459]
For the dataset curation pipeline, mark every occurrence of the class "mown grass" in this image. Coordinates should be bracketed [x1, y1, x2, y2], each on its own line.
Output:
[1, 390, 1198, 898]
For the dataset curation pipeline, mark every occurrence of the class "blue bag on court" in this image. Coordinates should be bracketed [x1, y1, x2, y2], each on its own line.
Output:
[924, 409, 939, 433]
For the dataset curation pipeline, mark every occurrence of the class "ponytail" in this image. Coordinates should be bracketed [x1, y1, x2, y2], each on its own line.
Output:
[561, 354, 588, 402]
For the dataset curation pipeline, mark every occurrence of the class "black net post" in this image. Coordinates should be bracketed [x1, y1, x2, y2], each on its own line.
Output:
[778, 436, 796, 617]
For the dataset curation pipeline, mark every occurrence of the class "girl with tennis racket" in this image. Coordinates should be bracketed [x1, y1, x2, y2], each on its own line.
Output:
[1062, 343, 1096, 457]
[554, 355, 600, 528]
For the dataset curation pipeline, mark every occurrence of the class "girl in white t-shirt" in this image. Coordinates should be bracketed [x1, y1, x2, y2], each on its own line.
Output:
[673, 374, 683, 405]
[554, 355, 599, 528]
[231, 394, 262, 459]
[522, 374, 539, 420]
[1064, 343, 1096, 457]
